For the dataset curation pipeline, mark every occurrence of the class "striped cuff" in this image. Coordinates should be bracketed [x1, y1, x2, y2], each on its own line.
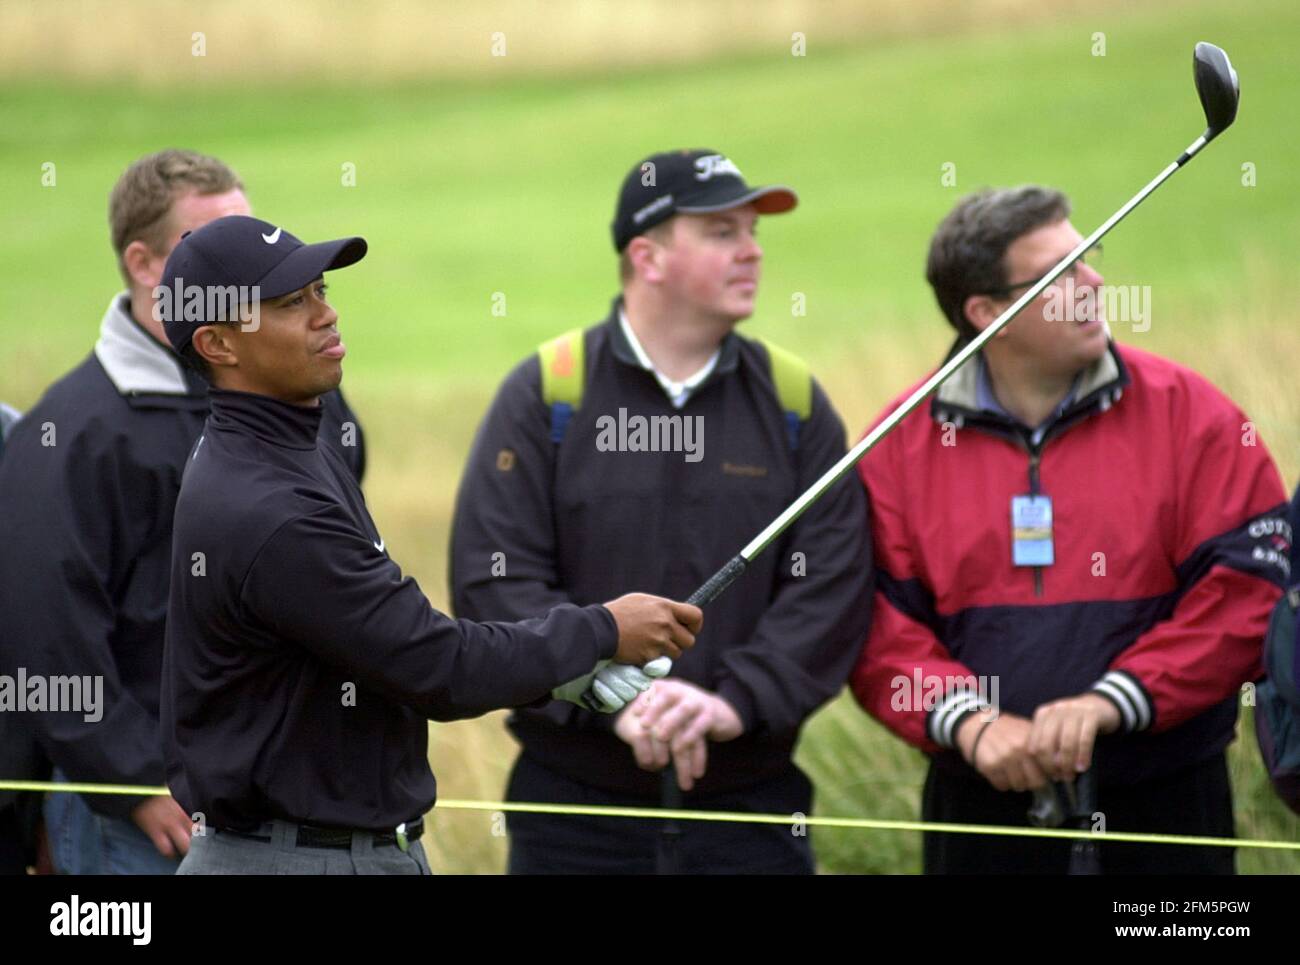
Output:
[1091, 670, 1154, 732]
[927, 689, 990, 749]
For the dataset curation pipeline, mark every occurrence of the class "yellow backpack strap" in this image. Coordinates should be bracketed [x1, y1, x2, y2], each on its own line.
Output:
[538, 328, 585, 443]
[757, 336, 812, 450]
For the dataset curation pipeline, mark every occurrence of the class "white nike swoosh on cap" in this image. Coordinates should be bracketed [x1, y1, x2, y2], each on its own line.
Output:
[261, 227, 282, 244]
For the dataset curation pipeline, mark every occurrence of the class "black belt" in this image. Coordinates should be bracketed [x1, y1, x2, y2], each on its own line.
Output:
[221, 817, 424, 852]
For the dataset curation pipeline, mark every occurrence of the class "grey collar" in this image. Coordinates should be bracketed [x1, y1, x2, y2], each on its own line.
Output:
[936, 342, 1120, 414]
[93, 294, 191, 396]
[0, 401, 20, 438]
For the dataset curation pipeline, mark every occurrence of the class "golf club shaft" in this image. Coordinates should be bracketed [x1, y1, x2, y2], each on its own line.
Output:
[655, 768, 684, 874]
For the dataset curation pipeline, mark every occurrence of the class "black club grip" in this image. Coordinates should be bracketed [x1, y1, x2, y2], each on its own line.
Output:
[686, 555, 748, 607]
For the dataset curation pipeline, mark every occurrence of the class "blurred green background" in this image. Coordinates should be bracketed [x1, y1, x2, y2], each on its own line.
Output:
[2, 0, 1297, 873]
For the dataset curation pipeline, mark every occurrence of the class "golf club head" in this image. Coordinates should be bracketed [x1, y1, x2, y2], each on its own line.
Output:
[1193, 42, 1239, 142]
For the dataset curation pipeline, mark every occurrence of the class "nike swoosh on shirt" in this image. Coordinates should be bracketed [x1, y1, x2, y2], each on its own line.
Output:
[261, 227, 282, 244]
[373, 538, 385, 553]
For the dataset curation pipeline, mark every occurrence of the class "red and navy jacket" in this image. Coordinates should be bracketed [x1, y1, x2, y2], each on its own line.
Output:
[850, 339, 1289, 785]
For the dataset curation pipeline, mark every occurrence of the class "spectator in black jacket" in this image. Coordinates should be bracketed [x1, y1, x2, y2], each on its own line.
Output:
[0, 400, 45, 875]
[449, 149, 873, 874]
[157, 215, 698, 874]
[0, 150, 367, 874]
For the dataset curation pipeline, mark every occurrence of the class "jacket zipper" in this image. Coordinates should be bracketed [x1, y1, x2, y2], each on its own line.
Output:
[1027, 440, 1044, 598]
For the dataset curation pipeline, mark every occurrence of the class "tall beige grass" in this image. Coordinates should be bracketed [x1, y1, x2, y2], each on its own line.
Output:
[1, 0, 1177, 84]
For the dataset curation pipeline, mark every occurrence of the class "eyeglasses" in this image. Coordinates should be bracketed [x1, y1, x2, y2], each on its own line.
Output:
[985, 243, 1104, 298]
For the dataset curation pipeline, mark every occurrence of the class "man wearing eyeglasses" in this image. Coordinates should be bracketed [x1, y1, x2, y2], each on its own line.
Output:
[849, 185, 1288, 874]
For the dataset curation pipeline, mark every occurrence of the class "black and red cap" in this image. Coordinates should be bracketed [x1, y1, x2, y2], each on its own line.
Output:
[611, 149, 798, 252]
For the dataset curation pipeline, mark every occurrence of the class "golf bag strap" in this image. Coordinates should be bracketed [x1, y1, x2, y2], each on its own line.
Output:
[536, 330, 811, 451]
[756, 336, 812, 451]
[538, 328, 585, 443]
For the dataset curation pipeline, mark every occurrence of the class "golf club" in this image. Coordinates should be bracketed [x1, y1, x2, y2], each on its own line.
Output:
[587, 40, 1240, 714]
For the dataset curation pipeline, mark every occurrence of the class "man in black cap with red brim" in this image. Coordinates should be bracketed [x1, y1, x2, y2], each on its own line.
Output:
[159, 215, 702, 874]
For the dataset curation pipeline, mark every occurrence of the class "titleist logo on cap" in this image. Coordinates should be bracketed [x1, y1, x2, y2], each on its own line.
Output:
[694, 155, 743, 181]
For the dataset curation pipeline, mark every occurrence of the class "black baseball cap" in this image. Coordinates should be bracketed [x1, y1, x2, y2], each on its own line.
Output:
[611, 149, 797, 252]
[158, 215, 367, 352]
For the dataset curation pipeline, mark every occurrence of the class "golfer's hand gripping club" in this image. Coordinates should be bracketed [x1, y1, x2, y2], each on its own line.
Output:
[569, 593, 702, 712]
[580, 557, 746, 710]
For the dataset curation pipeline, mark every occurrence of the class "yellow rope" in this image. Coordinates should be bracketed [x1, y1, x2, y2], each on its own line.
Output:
[3, 779, 1296, 850]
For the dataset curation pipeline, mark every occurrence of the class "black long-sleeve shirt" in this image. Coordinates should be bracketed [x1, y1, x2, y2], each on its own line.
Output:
[0, 295, 366, 819]
[450, 301, 873, 796]
[162, 389, 616, 831]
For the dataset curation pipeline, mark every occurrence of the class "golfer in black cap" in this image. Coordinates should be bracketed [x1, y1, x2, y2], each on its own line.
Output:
[450, 150, 872, 873]
[159, 215, 701, 874]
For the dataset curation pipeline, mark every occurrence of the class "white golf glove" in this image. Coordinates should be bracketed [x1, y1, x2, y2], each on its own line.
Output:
[552, 657, 673, 713]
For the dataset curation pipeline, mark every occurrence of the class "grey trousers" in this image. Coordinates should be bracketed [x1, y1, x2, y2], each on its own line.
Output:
[177, 820, 431, 875]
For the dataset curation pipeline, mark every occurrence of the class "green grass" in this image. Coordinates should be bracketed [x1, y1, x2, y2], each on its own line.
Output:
[3, 0, 1298, 872]
[3, 0, 1299, 397]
